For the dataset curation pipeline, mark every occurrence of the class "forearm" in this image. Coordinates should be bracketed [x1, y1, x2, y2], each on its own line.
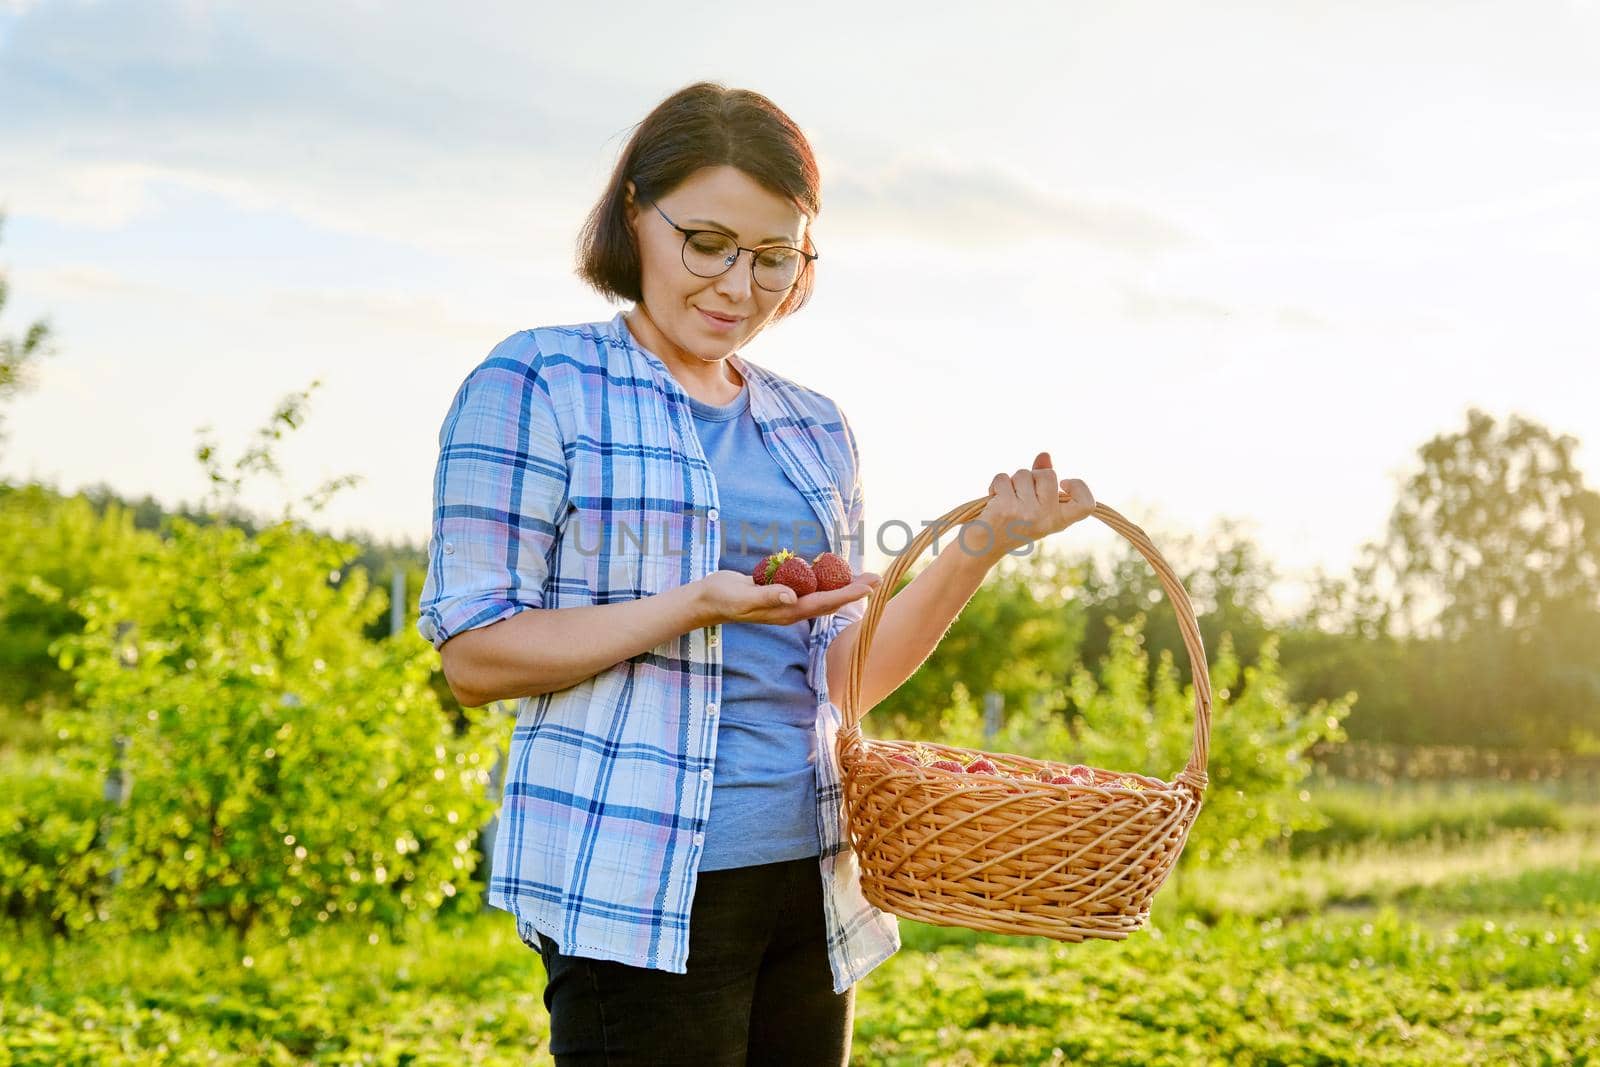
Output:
[442, 584, 712, 706]
[825, 532, 1006, 717]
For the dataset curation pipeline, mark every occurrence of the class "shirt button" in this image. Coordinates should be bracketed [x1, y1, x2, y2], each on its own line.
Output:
[442, 541, 455, 555]
[708, 628, 720, 647]
[693, 833, 705, 846]
[700, 768, 713, 782]
[706, 702, 718, 717]
[707, 508, 719, 523]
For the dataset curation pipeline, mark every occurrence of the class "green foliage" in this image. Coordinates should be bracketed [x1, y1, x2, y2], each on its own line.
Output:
[6, 802, 1598, 1065]
[1033, 614, 1351, 865]
[1287, 780, 1569, 855]
[1378, 408, 1600, 640]
[1278, 621, 1412, 743]
[875, 607, 1354, 867]
[40, 513, 501, 939]
[1076, 518, 1279, 696]
[1, 912, 553, 1063]
[0, 483, 163, 710]
[856, 908, 1599, 1065]
[0, 751, 116, 930]
[1287, 408, 1600, 749]
[1285, 610, 1600, 749]
[870, 547, 1089, 739]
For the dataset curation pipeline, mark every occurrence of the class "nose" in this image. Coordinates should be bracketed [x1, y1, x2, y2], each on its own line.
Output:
[713, 250, 755, 303]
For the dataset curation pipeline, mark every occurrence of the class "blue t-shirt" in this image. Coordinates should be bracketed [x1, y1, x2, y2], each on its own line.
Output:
[686, 381, 824, 871]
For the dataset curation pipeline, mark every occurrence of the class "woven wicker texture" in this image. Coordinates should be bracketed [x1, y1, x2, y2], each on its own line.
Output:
[837, 496, 1213, 941]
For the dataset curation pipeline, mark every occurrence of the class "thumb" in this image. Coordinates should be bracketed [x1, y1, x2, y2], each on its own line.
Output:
[773, 586, 796, 606]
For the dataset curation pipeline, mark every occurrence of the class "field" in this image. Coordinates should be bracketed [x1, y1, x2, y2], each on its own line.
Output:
[3, 781, 1598, 1066]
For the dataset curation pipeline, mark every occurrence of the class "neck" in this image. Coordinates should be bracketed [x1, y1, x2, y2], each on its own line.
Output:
[626, 304, 742, 395]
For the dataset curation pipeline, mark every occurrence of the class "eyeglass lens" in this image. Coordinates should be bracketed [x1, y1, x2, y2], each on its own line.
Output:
[682, 232, 805, 292]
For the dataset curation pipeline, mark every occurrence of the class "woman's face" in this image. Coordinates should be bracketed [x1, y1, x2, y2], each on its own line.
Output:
[627, 164, 809, 363]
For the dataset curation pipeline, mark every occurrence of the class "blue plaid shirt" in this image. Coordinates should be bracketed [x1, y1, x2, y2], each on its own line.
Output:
[417, 311, 900, 991]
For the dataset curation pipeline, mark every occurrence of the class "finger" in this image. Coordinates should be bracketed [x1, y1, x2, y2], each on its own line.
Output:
[989, 471, 1015, 499]
[1072, 479, 1096, 510]
[1011, 468, 1038, 505]
[825, 575, 880, 606]
[1034, 450, 1052, 470]
[771, 586, 796, 606]
[1030, 463, 1056, 504]
[1062, 477, 1093, 509]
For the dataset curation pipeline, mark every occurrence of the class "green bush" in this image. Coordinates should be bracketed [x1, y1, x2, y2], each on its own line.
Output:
[0, 751, 115, 932]
[0, 482, 160, 713]
[869, 548, 1090, 740]
[1067, 618, 1353, 864]
[44, 515, 502, 939]
[899, 613, 1355, 867]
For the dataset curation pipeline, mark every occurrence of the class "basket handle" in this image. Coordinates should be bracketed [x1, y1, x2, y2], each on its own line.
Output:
[839, 495, 1213, 792]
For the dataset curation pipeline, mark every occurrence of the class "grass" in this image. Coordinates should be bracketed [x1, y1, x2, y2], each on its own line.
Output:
[1168, 826, 1600, 924]
[4, 779, 1599, 1065]
[1289, 776, 1600, 854]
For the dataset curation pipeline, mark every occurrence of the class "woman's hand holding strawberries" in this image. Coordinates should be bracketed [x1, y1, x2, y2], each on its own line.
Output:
[694, 551, 881, 628]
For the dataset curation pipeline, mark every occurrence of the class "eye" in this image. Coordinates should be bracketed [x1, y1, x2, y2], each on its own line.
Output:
[755, 248, 800, 269]
[687, 233, 734, 257]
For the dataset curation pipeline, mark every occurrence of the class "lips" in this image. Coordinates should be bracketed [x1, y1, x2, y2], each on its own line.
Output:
[696, 307, 744, 331]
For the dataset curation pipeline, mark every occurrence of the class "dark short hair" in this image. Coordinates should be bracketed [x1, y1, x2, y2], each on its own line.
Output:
[577, 82, 822, 319]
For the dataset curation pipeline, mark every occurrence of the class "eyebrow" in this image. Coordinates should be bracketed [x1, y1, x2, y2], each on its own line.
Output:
[685, 218, 802, 246]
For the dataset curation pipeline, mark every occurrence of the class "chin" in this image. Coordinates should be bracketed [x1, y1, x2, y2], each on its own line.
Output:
[680, 329, 742, 361]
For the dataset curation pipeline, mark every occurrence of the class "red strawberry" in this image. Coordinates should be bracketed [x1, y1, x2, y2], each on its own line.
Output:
[753, 549, 817, 596]
[771, 555, 817, 597]
[929, 759, 966, 773]
[964, 758, 1000, 775]
[811, 551, 854, 592]
[1049, 774, 1077, 785]
[889, 753, 920, 767]
[754, 549, 792, 585]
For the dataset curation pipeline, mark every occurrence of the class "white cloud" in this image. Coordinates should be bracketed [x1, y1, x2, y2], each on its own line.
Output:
[825, 157, 1194, 252]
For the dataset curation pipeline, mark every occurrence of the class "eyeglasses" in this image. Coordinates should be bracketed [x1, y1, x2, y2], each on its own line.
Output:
[651, 202, 817, 293]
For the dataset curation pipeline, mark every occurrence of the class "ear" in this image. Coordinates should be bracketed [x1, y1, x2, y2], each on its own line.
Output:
[624, 180, 639, 234]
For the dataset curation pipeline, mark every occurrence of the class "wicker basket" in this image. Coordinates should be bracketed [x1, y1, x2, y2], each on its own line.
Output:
[836, 496, 1213, 941]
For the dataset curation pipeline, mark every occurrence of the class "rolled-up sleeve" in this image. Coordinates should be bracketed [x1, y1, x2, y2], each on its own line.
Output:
[416, 333, 568, 652]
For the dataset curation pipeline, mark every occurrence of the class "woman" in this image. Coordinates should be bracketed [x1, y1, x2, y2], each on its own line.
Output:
[417, 81, 1095, 1066]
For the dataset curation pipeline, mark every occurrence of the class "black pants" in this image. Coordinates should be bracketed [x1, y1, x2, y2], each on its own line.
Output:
[528, 855, 854, 1066]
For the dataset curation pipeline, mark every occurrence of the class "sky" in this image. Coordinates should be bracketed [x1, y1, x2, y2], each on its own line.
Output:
[2, 0, 1597, 620]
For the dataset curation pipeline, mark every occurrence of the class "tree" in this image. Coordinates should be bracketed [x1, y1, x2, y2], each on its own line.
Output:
[1077, 517, 1278, 690]
[1288, 409, 1600, 749]
[1375, 408, 1600, 640]
[0, 211, 55, 459]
